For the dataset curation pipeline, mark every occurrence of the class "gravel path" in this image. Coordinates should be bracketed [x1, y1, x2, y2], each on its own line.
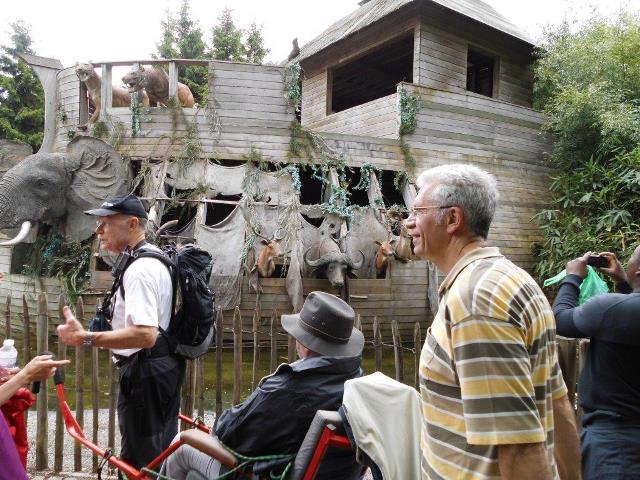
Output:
[26, 409, 215, 478]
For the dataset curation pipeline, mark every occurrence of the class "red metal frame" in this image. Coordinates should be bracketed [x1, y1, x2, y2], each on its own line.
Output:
[56, 383, 209, 479]
[56, 374, 356, 480]
[302, 424, 354, 480]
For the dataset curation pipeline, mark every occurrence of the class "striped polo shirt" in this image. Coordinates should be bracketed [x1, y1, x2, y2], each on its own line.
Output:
[420, 247, 567, 480]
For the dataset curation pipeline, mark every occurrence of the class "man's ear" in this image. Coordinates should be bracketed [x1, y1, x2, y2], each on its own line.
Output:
[445, 206, 464, 234]
[128, 216, 140, 230]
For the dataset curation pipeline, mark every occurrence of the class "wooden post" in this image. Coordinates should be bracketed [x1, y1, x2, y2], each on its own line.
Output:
[233, 307, 242, 405]
[168, 61, 178, 100]
[74, 297, 85, 472]
[354, 313, 361, 331]
[100, 63, 113, 113]
[196, 356, 205, 419]
[54, 295, 67, 472]
[91, 344, 100, 471]
[108, 360, 118, 453]
[215, 309, 223, 417]
[35, 293, 49, 470]
[373, 316, 382, 373]
[78, 81, 89, 127]
[392, 320, 404, 383]
[414, 321, 422, 390]
[181, 360, 196, 424]
[22, 295, 31, 365]
[5, 293, 11, 339]
[252, 310, 260, 389]
[269, 310, 277, 372]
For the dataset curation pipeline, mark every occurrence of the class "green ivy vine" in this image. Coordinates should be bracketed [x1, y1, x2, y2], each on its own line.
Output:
[91, 112, 125, 149]
[283, 63, 302, 112]
[353, 162, 382, 191]
[22, 230, 92, 306]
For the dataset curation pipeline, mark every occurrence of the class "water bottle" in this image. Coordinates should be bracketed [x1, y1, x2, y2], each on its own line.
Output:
[0, 339, 18, 368]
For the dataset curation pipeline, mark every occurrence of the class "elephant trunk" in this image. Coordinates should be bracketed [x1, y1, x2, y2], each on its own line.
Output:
[0, 176, 23, 229]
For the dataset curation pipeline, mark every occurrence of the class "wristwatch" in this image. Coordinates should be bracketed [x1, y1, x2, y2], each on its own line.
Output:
[83, 331, 94, 347]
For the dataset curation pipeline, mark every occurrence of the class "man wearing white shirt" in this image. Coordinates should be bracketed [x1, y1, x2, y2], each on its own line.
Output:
[58, 193, 185, 469]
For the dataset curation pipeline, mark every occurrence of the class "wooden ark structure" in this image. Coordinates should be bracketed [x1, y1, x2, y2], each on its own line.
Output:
[0, 0, 550, 340]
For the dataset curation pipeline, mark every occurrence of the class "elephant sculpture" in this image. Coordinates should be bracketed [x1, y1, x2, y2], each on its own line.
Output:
[0, 136, 131, 245]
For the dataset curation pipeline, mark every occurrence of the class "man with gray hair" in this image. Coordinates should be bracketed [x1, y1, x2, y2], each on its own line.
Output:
[406, 164, 580, 480]
[57, 193, 185, 470]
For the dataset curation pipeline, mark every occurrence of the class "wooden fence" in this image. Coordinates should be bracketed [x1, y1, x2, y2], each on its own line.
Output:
[3, 292, 424, 474]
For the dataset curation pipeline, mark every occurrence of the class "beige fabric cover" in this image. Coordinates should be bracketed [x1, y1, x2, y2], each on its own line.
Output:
[342, 372, 422, 480]
[194, 205, 246, 309]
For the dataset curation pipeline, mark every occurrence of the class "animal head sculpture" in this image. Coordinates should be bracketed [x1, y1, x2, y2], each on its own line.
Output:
[0, 136, 131, 244]
[122, 65, 146, 93]
[394, 224, 413, 263]
[75, 62, 96, 83]
[255, 228, 285, 278]
[304, 237, 365, 290]
[374, 239, 397, 278]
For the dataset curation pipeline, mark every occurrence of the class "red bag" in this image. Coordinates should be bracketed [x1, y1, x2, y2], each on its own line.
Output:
[1, 387, 36, 467]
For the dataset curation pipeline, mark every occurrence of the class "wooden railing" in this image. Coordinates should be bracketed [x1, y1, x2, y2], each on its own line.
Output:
[2, 292, 424, 474]
[95, 59, 209, 114]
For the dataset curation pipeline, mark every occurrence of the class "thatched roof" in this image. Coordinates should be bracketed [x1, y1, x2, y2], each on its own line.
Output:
[290, 0, 533, 63]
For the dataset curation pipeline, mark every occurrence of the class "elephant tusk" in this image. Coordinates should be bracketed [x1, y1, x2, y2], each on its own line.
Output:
[0, 221, 32, 246]
[156, 219, 179, 236]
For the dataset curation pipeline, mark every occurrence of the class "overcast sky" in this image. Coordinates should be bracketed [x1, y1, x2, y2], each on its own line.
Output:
[0, 0, 638, 68]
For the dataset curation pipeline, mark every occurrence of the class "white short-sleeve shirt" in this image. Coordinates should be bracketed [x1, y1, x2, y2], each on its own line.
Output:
[110, 245, 173, 357]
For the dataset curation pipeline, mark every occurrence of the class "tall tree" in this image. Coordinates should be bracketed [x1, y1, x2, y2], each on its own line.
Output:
[154, 0, 208, 103]
[211, 8, 245, 61]
[176, 0, 206, 60]
[244, 21, 269, 64]
[0, 21, 44, 151]
[532, 12, 640, 281]
[155, 9, 178, 59]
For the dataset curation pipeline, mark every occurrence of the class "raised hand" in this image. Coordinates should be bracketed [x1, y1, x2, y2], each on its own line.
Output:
[57, 306, 86, 346]
[598, 251, 627, 284]
[565, 252, 591, 279]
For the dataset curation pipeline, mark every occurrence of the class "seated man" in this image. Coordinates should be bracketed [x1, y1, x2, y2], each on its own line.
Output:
[164, 291, 364, 480]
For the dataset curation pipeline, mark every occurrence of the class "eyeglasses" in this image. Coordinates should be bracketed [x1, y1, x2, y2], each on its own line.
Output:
[407, 205, 453, 217]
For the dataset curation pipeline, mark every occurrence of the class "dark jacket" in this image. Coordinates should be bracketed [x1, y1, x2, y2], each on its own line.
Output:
[553, 275, 640, 421]
[215, 355, 362, 478]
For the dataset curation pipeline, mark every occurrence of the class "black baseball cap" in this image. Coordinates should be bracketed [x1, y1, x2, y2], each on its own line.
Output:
[84, 193, 148, 219]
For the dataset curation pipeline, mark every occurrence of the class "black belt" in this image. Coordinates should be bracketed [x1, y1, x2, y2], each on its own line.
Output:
[112, 333, 173, 367]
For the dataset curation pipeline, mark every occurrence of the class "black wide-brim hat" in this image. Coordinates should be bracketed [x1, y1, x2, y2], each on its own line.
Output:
[281, 291, 364, 357]
[84, 193, 148, 219]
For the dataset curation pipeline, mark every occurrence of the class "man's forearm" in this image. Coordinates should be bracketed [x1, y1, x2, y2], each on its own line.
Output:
[91, 325, 157, 349]
[498, 442, 553, 480]
[553, 395, 582, 480]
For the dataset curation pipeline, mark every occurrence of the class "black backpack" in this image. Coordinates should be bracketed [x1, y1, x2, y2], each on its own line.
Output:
[119, 244, 216, 359]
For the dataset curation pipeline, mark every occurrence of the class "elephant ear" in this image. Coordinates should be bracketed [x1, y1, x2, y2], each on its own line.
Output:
[0, 139, 33, 176]
[64, 136, 131, 241]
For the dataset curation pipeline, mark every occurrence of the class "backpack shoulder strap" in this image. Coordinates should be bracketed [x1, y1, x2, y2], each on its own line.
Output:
[131, 250, 179, 337]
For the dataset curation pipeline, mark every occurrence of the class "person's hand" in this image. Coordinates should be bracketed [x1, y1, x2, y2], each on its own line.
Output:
[12, 355, 70, 386]
[565, 252, 590, 279]
[597, 251, 627, 284]
[0, 366, 19, 384]
[57, 306, 87, 346]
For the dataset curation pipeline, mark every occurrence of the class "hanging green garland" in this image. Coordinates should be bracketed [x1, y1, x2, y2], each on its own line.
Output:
[283, 63, 302, 112]
[22, 230, 92, 306]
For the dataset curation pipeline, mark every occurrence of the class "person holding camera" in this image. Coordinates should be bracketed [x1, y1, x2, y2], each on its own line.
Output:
[553, 248, 640, 479]
[57, 193, 185, 470]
